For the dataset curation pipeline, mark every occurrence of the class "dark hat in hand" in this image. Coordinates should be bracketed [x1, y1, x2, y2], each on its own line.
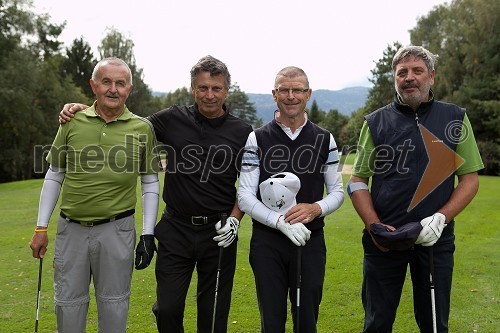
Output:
[369, 222, 423, 251]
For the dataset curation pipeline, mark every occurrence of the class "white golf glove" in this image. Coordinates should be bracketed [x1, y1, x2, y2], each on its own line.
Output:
[213, 216, 240, 248]
[276, 216, 311, 246]
[415, 213, 447, 246]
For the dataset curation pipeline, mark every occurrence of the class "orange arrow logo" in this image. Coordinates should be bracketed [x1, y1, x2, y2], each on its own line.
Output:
[407, 124, 465, 211]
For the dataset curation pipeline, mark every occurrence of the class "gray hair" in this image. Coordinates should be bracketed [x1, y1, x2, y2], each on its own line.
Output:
[274, 66, 309, 89]
[190, 55, 231, 89]
[91, 57, 133, 85]
[392, 45, 438, 74]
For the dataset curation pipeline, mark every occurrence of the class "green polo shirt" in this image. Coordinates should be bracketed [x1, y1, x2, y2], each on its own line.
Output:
[46, 102, 161, 222]
[352, 113, 484, 178]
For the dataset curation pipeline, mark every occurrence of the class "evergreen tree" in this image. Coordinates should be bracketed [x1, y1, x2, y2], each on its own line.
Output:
[63, 37, 96, 100]
[344, 42, 401, 147]
[157, 87, 194, 109]
[319, 109, 349, 149]
[226, 84, 262, 128]
[0, 0, 86, 182]
[97, 28, 156, 117]
[410, 0, 499, 174]
[308, 100, 325, 124]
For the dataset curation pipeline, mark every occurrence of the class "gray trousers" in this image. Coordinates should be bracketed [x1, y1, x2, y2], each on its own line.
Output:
[53, 214, 136, 333]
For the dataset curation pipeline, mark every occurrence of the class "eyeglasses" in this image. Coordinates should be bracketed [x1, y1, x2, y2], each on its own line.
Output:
[275, 87, 309, 96]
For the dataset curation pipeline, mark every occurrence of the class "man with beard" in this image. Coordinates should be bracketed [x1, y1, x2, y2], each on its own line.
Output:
[348, 45, 484, 332]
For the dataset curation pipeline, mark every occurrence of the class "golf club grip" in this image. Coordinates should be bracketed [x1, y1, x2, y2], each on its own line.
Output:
[220, 213, 227, 227]
[217, 213, 227, 267]
[429, 247, 435, 279]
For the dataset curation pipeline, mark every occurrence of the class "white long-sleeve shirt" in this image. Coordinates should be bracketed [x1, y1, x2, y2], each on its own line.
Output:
[238, 119, 344, 228]
[36, 166, 159, 235]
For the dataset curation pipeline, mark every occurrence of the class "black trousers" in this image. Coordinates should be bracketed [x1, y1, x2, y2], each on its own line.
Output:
[154, 214, 237, 333]
[362, 225, 455, 333]
[250, 225, 326, 333]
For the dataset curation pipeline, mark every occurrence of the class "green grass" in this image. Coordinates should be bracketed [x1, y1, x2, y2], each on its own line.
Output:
[0, 174, 498, 332]
[340, 150, 357, 165]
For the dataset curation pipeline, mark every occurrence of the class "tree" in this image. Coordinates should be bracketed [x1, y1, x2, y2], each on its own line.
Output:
[0, 47, 42, 182]
[157, 87, 194, 109]
[98, 27, 135, 65]
[0, 0, 34, 59]
[0, 0, 86, 182]
[308, 100, 325, 124]
[226, 84, 263, 128]
[97, 28, 156, 117]
[63, 37, 96, 99]
[31, 13, 65, 60]
[319, 109, 349, 149]
[344, 42, 402, 147]
[410, 0, 500, 174]
[32, 55, 88, 175]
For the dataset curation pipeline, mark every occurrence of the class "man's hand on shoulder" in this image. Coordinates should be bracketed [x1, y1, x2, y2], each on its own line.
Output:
[59, 103, 89, 124]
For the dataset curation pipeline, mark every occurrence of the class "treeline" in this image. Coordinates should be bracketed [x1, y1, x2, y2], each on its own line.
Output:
[0, 0, 261, 183]
[312, 0, 499, 175]
[0, 0, 498, 183]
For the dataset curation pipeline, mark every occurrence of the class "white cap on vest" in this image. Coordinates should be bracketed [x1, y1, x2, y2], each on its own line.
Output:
[259, 172, 301, 213]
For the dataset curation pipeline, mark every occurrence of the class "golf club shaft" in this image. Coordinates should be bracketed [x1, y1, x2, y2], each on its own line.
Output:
[211, 213, 227, 333]
[429, 247, 437, 333]
[296, 246, 302, 333]
[35, 257, 43, 333]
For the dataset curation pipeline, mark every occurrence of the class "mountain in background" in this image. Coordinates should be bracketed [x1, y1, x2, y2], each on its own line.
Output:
[248, 86, 370, 123]
[153, 86, 370, 123]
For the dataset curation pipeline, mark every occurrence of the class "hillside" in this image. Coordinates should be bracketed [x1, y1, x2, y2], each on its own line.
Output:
[153, 86, 370, 124]
[248, 86, 369, 123]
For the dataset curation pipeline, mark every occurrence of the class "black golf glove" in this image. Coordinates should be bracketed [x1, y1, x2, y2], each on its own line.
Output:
[135, 234, 156, 270]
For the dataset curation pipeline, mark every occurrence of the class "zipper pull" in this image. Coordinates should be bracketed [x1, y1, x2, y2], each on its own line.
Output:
[415, 113, 420, 127]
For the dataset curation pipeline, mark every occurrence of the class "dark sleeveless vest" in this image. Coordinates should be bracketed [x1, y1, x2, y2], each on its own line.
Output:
[254, 119, 331, 231]
[365, 97, 465, 228]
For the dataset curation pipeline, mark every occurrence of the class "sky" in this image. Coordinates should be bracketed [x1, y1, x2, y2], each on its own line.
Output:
[32, 0, 450, 94]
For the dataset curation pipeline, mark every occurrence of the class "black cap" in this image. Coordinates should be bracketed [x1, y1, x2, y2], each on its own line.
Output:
[369, 222, 423, 251]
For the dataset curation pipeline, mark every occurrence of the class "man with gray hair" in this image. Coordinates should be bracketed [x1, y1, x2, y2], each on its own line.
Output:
[348, 45, 483, 332]
[29, 57, 161, 332]
[59, 55, 253, 333]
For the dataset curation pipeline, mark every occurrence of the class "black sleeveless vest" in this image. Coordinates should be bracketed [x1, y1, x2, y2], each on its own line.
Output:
[254, 119, 331, 231]
[365, 97, 465, 227]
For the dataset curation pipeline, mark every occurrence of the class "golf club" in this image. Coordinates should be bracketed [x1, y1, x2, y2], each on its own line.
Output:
[211, 213, 227, 333]
[429, 247, 437, 333]
[34, 257, 43, 333]
[296, 246, 302, 333]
